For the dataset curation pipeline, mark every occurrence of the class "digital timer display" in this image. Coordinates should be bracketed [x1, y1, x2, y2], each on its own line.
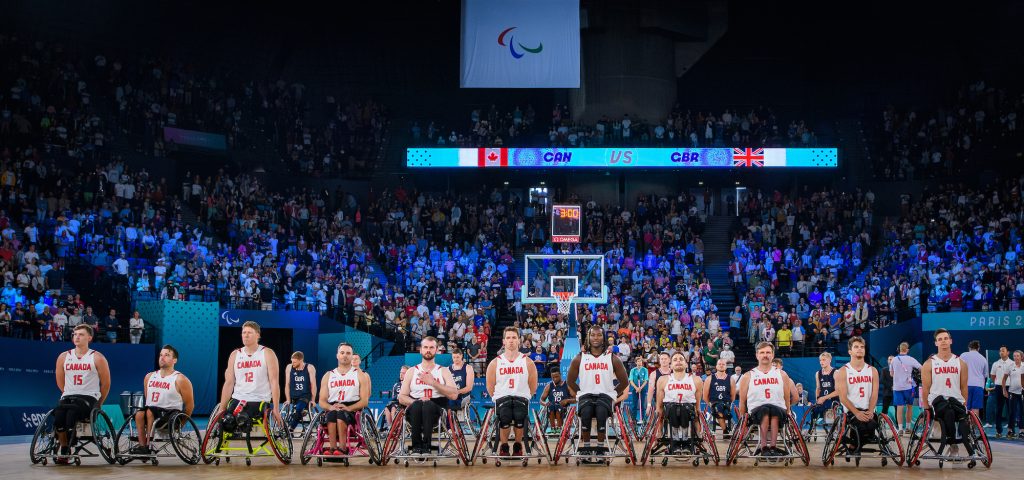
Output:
[551, 205, 581, 243]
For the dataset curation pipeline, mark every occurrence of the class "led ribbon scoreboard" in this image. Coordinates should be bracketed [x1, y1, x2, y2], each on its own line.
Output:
[407, 147, 837, 168]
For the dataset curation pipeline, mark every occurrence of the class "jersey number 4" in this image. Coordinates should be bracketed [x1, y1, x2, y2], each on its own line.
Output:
[945, 378, 953, 388]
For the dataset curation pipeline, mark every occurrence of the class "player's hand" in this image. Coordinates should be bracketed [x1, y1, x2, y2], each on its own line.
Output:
[855, 410, 873, 422]
[418, 371, 435, 387]
[816, 397, 827, 405]
[273, 408, 284, 425]
[561, 399, 571, 406]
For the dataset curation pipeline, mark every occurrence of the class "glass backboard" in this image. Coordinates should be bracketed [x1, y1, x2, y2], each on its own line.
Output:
[522, 254, 607, 304]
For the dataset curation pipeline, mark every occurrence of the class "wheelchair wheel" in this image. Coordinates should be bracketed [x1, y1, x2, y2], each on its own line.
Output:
[725, 414, 748, 466]
[29, 409, 56, 464]
[168, 413, 203, 465]
[904, 409, 930, 467]
[470, 408, 494, 462]
[613, 406, 637, 464]
[697, 409, 720, 465]
[552, 406, 577, 464]
[360, 410, 383, 465]
[299, 411, 322, 465]
[114, 415, 140, 465]
[446, 409, 472, 466]
[201, 408, 226, 464]
[529, 409, 552, 463]
[467, 404, 483, 438]
[967, 411, 992, 468]
[379, 408, 405, 466]
[90, 409, 118, 464]
[264, 408, 293, 464]
[821, 412, 845, 466]
[639, 411, 662, 465]
[785, 410, 810, 466]
[876, 413, 904, 467]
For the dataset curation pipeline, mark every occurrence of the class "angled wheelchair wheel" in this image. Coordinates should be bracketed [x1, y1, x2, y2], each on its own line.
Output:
[613, 406, 637, 464]
[967, 411, 992, 468]
[821, 412, 845, 466]
[264, 408, 293, 464]
[875, 413, 904, 467]
[697, 409, 720, 465]
[299, 411, 324, 465]
[725, 414, 749, 466]
[90, 409, 118, 464]
[360, 410, 383, 465]
[29, 410, 56, 465]
[905, 409, 930, 467]
[529, 409, 552, 464]
[446, 409, 472, 466]
[467, 404, 483, 438]
[786, 410, 810, 466]
[201, 408, 226, 464]
[379, 408, 405, 466]
[552, 406, 577, 464]
[470, 408, 494, 462]
[114, 414, 140, 465]
[168, 413, 203, 465]
[640, 411, 663, 465]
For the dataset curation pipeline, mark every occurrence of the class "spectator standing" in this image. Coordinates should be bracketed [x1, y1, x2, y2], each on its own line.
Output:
[104, 309, 120, 343]
[129, 311, 145, 344]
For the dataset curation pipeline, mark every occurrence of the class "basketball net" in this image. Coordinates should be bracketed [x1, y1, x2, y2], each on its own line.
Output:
[553, 291, 576, 316]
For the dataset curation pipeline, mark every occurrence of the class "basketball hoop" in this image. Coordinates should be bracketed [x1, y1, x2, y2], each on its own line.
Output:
[553, 291, 576, 316]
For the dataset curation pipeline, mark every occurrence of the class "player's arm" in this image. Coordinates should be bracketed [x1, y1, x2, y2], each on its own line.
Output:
[702, 376, 712, 404]
[869, 366, 880, 415]
[738, 374, 750, 416]
[142, 372, 152, 409]
[612, 356, 629, 396]
[527, 358, 538, 397]
[566, 355, 582, 397]
[284, 364, 293, 404]
[95, 352, 111, 405]
[959, 359, 969, 403]
[692, 376, 704, 413]
[730, 377, 738, 403]
[398, 369, 415, 407]
[834, 367, 855, 412]
[485, 359, 498, 398]
[435, 368, 459, 400]
[55, 352, 67, 393]
[308, 364, 317, 402]
[781, 371, 793, 409]
[349, 371, 371, 411]
[540, 383, 552, 404]
[220, 350, 237, 412]
[318, 373, 332, 411]
[265, 348, 281, 411]
[814, 371, 821, 399]
[462, 365, 475, 396]
[178, 375, 195, 417]
[655, 376, 667, 415]
[921, 359, 933, 410]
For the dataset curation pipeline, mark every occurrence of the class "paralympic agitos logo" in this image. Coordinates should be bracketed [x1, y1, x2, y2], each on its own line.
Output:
[498, 27, 543, 58]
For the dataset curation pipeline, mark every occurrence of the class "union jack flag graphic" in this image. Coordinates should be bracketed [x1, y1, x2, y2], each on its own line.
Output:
[732, 147, 765, 167]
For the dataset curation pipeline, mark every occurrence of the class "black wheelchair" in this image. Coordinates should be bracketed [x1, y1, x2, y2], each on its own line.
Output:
[114, 398, 202, 465]
[638, 406, 720, 467]
[905, 407, 992, 469]
[29, 406, 117, 466]
[820, 406, 904, 467]
[725, 409, 810, 467]
[471, 403, 551, 467]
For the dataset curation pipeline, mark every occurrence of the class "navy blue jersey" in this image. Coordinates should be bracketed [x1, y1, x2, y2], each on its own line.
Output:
[289, 363, 313, 401]
[709, 374, 732, 403]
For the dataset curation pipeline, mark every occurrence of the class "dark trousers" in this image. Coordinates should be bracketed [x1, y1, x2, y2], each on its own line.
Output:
[1009, 392, 1024, 432]
[406, 400, 444, 449]
[995, 389, 1009, 434]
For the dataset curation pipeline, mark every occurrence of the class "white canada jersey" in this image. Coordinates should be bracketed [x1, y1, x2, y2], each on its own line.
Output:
[492, 353, 532, 401]
[663, 373, 697, 404]
[844, 363, 874, 411]
[62, 349, 101, 399]
[746, 367, 786, 410]
[410, 364, 446, 400]
[327, 368, 361, 403]
[927, 354, 965, 404]
[233, 346, 271, 402]
[146, 370, 184, 410]
[577, 352, 616, 399]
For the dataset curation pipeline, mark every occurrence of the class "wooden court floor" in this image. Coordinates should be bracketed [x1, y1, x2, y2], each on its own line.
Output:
[1, 437, 1018, 480]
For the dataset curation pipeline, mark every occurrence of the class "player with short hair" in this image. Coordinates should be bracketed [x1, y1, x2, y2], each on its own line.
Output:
[486, 327, 538, 457]
[738, 341, 793, 456]
[133, 345, 194, 453]
[891, 341, 922, 435]
[398, 336, 459, 454]
[655, 352, 704, 454]
[567, 325, 629, 456]
[541, 369, 573, 432]
[703, 358, 737, 435]
[834, 336, 880, 453]
[922, 328, 974, 458]
[53, 324, 111, 464]
[218, 321, 283, 433]
[285, 351, 317, 431]
[318, 342, 371, 455]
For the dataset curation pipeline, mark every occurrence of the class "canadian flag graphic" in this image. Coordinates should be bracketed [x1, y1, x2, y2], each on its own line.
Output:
[477, 148, 508, 167]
